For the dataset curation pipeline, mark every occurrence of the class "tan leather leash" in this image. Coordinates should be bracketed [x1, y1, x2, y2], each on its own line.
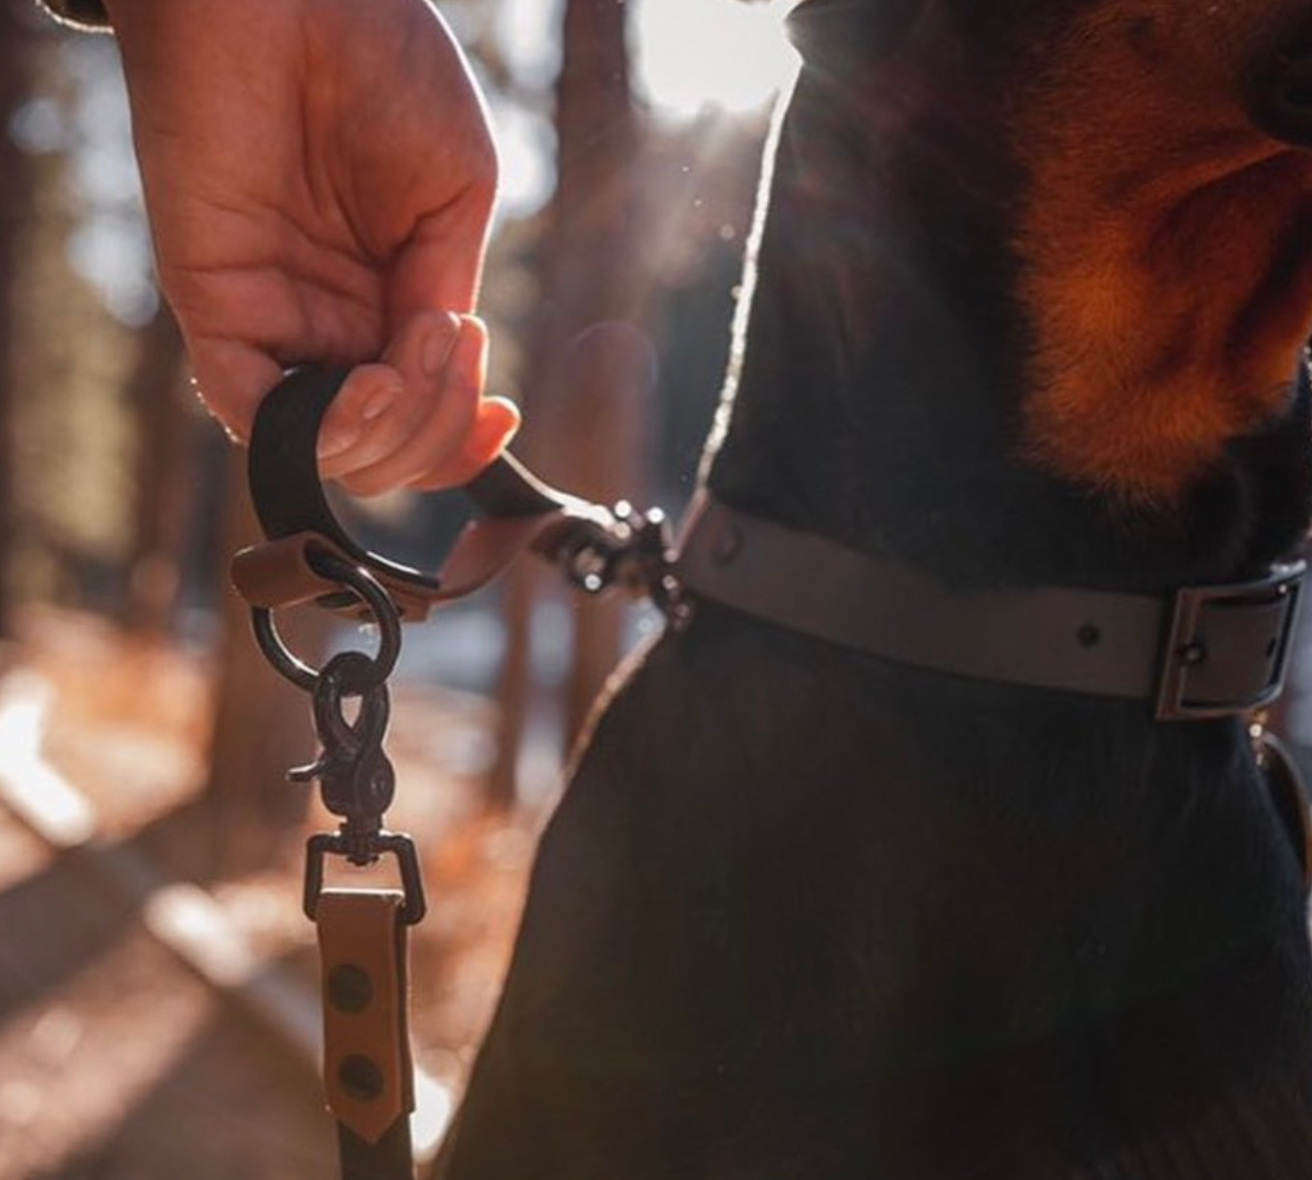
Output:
[232, 368, 675, 1180]
[244, 540, 425, 1180]
[317, 889, 417, 1180]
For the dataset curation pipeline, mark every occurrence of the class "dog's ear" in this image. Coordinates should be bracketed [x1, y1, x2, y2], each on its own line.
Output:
[786, 0, 924, 74]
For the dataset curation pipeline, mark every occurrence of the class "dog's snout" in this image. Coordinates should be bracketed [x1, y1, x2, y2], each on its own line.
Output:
[1249, 39, 1312, 147]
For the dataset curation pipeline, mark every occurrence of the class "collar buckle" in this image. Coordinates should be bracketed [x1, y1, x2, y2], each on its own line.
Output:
[1155, 561, 1306, 721]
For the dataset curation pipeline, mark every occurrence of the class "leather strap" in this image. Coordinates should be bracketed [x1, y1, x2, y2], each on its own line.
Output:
[674, 492, 1305, 721]
[335, 1118, 411, 1180]
[337, 1121, 414, 1180]
[234, 367, 610, 621]
[316, 890, 415, 1179]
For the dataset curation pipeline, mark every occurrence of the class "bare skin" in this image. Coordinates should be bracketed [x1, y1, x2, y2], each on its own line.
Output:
[101, 0, 519, 494]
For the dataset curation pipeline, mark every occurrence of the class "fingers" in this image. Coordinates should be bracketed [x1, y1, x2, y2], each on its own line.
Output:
[317, 310, 461, 476]
[321, 312, 518, 496]
[408, 395, 521, 491]
[388, 216, 490, 323]
[189, 306, 515, 497]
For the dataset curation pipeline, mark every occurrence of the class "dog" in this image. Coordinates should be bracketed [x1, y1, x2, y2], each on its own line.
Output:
[435, 1, 1312, 1175]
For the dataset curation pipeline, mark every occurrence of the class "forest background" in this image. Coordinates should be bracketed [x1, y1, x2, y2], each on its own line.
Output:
[0, 1, 795, 1176]
[9, 4, 1311, 1176]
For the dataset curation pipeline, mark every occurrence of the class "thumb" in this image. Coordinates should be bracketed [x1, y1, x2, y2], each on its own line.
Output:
[385, 195, 494, 326]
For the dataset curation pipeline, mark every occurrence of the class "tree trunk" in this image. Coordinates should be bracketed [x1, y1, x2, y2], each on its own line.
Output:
[119, 302, 192, 634]
[493, 0, 649, 802]
[0, 0, 39, 639]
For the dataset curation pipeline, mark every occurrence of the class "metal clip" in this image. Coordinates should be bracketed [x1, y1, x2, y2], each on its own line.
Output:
[250, 546, 428, 923]
[304, 830, 428, 925]
[288, 651, 397, 857]
[546, 499, 679, 608]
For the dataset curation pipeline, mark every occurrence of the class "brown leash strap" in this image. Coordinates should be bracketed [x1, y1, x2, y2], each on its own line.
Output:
[675, 492, 1306, 721]
[316, 889, 416, 1180]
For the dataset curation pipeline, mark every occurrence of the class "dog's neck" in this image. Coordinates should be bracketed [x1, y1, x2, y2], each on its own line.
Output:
[705, 58, 1312, 596]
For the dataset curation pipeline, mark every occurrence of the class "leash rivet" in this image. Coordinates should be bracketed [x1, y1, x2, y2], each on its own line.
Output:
[327, 963, 374, 1013]
[1179, 641, 1208, 667]
[338, 1054, 385, 1102]
[1077, 624, 1101, 649]
[712, 525, 743, 565]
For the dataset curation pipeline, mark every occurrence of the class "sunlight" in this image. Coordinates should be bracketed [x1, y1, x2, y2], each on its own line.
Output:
[0, 673, 96, 849]
[634, 0, 800, 120]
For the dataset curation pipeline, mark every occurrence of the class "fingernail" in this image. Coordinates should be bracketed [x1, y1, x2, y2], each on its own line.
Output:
[361, 386, 398, 422]
[492, 399, 521, 442]
[421, 314, 460, 378]
[319, 424, 362, 459]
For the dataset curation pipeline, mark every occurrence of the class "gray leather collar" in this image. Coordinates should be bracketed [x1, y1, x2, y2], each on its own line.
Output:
[673, 492, 1306, 722]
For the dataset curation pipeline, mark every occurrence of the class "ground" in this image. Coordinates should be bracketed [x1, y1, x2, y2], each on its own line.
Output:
[3, 598, 1311, 1180]
[0, 606, 539, 1180]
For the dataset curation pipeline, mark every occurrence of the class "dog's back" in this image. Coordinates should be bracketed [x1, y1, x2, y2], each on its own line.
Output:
[438, 2, 1312, 1175]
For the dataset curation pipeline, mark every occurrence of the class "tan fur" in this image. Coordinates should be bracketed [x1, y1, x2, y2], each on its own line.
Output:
[1013, 4, 1312, 504]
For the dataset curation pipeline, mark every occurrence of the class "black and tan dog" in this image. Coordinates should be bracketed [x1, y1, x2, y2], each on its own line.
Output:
[438, 1, 1312, 1175]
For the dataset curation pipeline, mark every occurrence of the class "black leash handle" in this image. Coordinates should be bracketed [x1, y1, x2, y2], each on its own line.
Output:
[236, 366, 675, 622]
[247, 366, 453, 600]
[248, 367, 573, 542]
[241, 367, 606, 614]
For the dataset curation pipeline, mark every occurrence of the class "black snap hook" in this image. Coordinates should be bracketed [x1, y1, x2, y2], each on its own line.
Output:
[310, 653, 394, 749]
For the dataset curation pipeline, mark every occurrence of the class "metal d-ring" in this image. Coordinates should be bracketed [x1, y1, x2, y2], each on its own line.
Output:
[251, 546, 402, 694]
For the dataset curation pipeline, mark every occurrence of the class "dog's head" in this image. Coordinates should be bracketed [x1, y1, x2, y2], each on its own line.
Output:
[772, 0, 1312, 508]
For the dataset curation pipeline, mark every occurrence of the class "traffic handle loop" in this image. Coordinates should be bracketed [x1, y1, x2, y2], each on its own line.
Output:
[231, 366, 666, 622]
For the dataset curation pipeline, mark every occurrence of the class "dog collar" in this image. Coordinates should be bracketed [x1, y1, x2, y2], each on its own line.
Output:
[674, 492, 1306, 722]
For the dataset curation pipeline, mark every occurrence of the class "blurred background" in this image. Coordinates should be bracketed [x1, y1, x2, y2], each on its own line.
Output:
[0, 0, 799, 1175]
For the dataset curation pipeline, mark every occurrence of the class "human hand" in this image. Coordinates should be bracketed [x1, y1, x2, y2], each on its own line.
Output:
[102, 0, 519, 493]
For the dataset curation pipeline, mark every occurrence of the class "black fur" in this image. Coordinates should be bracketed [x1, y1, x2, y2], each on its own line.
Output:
[435, 2, 1312, 1175]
